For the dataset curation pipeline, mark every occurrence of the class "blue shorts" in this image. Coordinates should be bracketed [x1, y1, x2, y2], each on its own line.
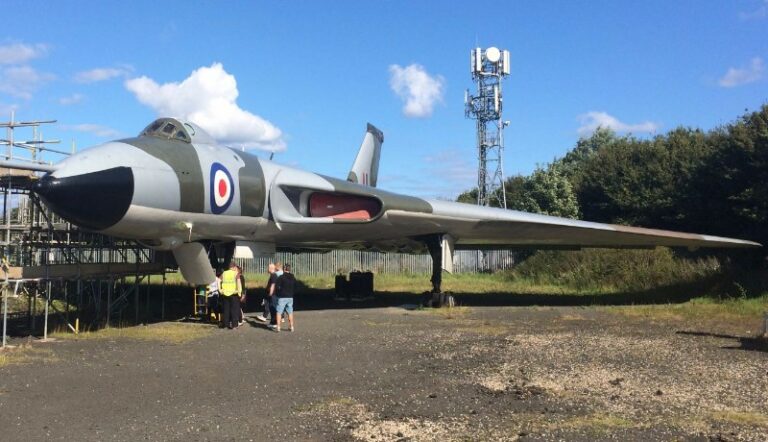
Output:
[275, 297, 293, 315]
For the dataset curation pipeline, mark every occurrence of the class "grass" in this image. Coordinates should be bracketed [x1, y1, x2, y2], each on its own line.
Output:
[606, 294, 768, 322]
[298, 272, 579, 296]
[506, 248, 723, 293]
[710, 410, 768, 427]
[162, 249, 725, 297]
[299, 271, 768, 321]
[0, 345, 58, 368]
[8, 248, 768, 328]
[52, 322, 213, 344]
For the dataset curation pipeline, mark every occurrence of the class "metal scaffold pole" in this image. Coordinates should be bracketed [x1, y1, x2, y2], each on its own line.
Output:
[107, 277, 112, 328]
[43, 279, 50, 340]
[0, 112, 168, 339]
[161, 273, 166, 320]
[2, 285, 7, 347]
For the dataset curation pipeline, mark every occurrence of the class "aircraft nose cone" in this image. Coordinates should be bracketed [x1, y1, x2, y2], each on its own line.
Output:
[34, 167, 134, 231]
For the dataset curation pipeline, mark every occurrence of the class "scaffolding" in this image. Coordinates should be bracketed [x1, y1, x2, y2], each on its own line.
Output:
[0, 114, 169, 347]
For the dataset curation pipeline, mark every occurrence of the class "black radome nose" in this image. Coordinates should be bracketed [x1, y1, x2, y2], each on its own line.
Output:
[34, 167, 134, 231]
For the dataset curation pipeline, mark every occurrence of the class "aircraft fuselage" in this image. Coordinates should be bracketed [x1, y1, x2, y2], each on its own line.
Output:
[34, 118, 434, 252]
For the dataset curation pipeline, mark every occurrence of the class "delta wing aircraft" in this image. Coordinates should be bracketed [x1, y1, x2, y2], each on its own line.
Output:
[5, 118, 760, 289]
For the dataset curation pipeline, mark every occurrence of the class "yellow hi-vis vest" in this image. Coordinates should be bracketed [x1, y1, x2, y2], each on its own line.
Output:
[220, 269, 238, 296]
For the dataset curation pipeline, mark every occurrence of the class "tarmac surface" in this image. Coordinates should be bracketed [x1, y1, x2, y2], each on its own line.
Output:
[0, 301, 767, 441]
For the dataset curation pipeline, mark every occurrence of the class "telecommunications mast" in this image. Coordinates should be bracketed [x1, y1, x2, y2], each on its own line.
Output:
[465, 46, 510, 208]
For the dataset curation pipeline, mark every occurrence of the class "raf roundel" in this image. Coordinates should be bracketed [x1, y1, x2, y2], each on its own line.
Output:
[210, 163, 235, 214]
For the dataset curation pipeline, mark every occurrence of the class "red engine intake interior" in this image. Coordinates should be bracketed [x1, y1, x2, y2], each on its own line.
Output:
[308, 192, 381, 220]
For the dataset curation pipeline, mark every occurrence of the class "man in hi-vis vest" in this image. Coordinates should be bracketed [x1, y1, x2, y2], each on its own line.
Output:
[219, 261, 242, 329]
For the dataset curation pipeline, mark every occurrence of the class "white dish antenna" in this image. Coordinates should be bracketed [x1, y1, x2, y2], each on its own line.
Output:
[485, 47, 501, 63]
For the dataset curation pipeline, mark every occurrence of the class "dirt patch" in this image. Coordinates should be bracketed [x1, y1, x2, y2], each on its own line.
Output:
[0, 304, 766, 441]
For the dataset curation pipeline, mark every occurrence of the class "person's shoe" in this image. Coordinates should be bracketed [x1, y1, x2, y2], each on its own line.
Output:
[255, 315, 267, 322]
[238, 321, 244, 326]
[289, 326, 294, 332]
[281, 317, 286, 323]
[274, 327, 280, 332]
[267, 324, 276, 329]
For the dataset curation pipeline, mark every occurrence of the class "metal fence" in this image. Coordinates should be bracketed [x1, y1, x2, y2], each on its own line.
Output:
[234, 249, 518, 276]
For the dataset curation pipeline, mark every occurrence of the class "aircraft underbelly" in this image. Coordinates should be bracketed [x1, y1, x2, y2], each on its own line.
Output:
[103, 205, 268, 245]
[102, 205, 432, 247]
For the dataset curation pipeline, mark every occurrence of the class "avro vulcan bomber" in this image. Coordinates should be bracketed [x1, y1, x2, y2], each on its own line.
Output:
[8, 118, 760, 288]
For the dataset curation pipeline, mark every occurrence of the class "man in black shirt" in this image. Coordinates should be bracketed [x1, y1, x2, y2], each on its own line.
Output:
[257, 263, 275, 323]
[274, 264, 296, 332]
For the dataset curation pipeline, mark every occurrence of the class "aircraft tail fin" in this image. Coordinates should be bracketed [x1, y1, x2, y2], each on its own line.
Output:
[347, 123, 383, 187]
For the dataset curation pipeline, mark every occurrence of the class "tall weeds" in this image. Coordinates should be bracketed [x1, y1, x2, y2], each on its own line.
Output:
[505, 248, 722, 293]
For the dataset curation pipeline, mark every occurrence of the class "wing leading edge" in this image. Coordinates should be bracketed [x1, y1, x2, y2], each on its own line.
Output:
[384, 200, 761, 250]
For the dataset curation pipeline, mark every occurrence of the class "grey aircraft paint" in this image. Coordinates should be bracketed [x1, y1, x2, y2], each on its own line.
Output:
[120, 136, 205, 213]
[347, 123, 383, 187]
[25, 117, 762, 285]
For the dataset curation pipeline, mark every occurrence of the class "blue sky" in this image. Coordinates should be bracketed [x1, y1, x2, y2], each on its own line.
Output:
[2, 0, 767, 199]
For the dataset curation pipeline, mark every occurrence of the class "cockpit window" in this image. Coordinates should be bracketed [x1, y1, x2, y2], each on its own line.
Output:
[162, 123, 177, 134]
[139, 118, 193, 143]
[147, 121, 163, 133]
[184, 123, 196, 136]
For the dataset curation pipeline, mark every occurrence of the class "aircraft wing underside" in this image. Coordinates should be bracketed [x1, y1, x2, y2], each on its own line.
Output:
[387, 208, 760, 249]
[274, 200, 760, 251]
[266, 172, 760, 251]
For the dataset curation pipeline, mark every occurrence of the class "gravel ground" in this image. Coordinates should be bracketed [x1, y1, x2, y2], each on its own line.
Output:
[0, 303, 766, 441]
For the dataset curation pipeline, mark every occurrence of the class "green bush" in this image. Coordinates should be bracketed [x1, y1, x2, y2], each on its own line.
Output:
[505, 248, 721, 293]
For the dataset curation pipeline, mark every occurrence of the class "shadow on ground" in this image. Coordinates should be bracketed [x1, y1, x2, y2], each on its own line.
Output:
[3, 275, 760, 339]
[296, 274, 733, 310]
[676, 330, 768, 353]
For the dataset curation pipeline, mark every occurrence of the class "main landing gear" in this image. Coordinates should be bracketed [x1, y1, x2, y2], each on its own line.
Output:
[423, 234, 455, 308]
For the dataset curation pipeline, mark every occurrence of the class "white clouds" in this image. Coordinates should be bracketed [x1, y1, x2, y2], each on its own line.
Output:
[739, 0, 768, 20]
[62, 123, 122, 138]
[0, 65, 55, 99]
[124, 63, 285, 151]
[58, 93, 83, 105]
[0, 102, 18, 116]
[382, 149, 475, 199]
[423, 149, 477, 184]
[75, 66, 132, 83]
[389, 64, 445, 118]
[577, 111, 658, 136]
[422, 149, 476, 198]
[0, 42, 53, 101]
[718, 57, 765, 88]
[0, 43, 47, 65]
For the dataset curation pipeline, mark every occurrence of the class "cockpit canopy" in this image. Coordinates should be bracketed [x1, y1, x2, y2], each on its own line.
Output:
[139, 118, 216, 145]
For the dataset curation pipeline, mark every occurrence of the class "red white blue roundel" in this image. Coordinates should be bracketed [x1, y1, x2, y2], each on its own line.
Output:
[210, 163, 234, 214]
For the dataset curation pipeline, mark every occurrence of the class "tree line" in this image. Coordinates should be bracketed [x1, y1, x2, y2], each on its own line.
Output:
[458, 104, 768, 249]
